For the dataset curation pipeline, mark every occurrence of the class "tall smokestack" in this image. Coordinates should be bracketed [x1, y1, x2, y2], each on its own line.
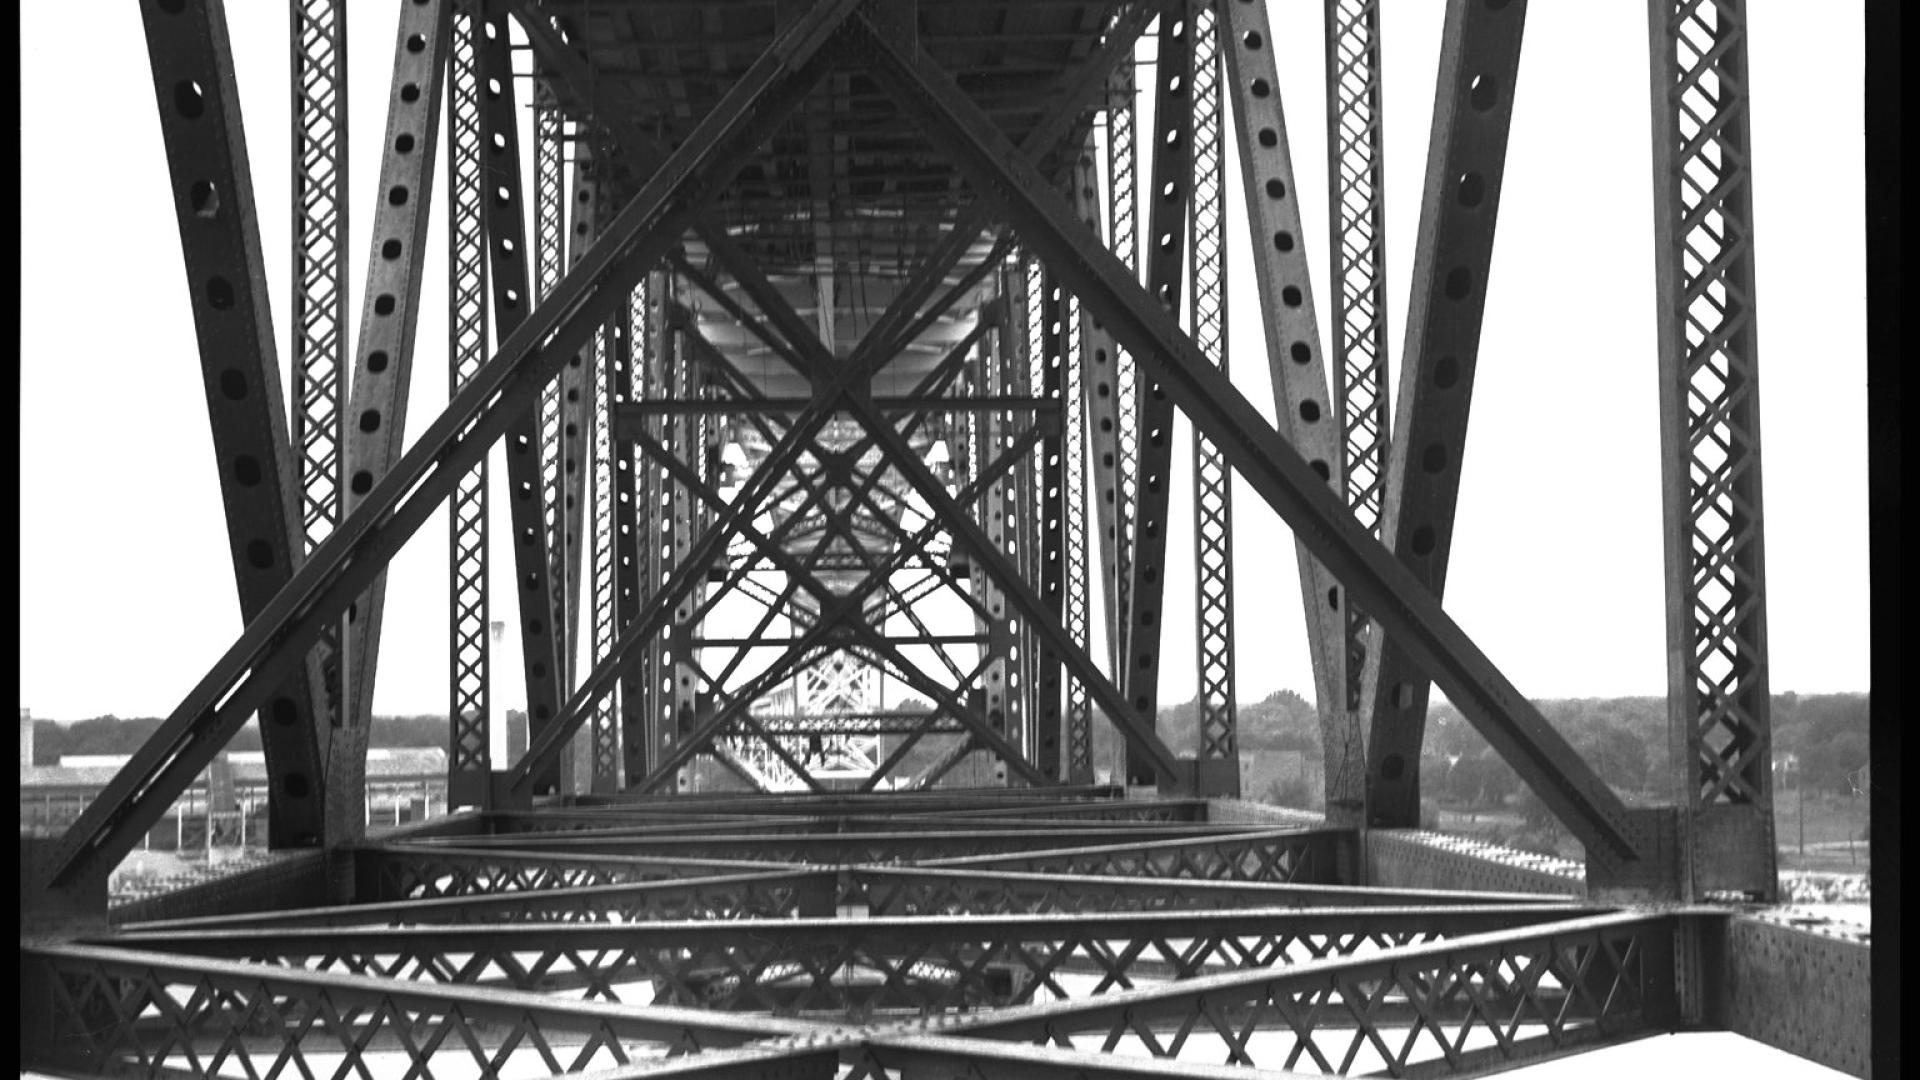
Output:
[20, 707, 33, 771]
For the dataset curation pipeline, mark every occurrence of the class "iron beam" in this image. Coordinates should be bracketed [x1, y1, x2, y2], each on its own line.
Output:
[1218, 0, 1355, 817]
[1361, 0, 1529, 828]
[479, 0, 568, 794]
[43, 0, 860, 889]
[333, 0, 453, 842]
[856, 18, 1642, 862]
[1323, 0, 1394, 821]
[1646, 0, 1778, 901]
[446, 0, 492, 807]
[77, 0, 335, 873]
[1118, 1, 1199, 786]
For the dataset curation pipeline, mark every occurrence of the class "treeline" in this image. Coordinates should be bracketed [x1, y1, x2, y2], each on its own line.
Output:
[34, 693, 1869, 803]
[1086, 689, 1868, 809]
[29, 712, 516, 766]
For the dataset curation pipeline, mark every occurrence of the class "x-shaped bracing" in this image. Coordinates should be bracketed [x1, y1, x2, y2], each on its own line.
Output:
[53, 0, 1653, 898]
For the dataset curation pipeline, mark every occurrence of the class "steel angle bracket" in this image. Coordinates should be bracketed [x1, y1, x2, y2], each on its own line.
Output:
[852, 16, 1642, 861]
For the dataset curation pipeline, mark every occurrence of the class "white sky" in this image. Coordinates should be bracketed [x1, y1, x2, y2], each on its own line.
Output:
[18, 1, 1867, 723]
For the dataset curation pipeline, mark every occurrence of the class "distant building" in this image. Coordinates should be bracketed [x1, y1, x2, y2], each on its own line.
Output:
[21, 747, 452, 843]
[20, 707, 33, 770]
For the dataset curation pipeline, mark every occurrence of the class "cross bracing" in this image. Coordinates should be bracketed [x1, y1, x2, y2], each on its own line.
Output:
[18, 0, 1870, 1076]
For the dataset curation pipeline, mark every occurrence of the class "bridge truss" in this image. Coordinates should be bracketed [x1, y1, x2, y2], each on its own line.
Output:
[20, 0, 1871, 1076]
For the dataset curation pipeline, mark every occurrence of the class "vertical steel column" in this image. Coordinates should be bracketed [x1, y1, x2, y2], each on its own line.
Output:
[1187, 0, 1237, 796]
[132, 0, 330, 860]
[1105, 36, 1141, 689]
[691, 336, 721, 782]
[1069, 150, 1127, 783]
[1023, 263, 1048, 771]
[1032, 270, 1065, 782]
[562, 135, 607, 793]
[446, 0, 491, 809]
[530, 75, 580, 793]
[1218, 0, 1355, 819]
[476, 0, 565, 795]
[666, 319, 704, 792]
[1120, 4, 1198, 789]
[1647, 0, 1776, 900]
[1324, 0, 1392, 774]
[1062, 256, 1095, 786]
[1013, 273, 1040, 770]
[644, 286, 675, 783]
[583, 143, 622, 793]
[1359, 0, 1527, 829]
[613, 275, 651, 787]
[973, 330, 1012, 787]
[335, 0, 452, 849]
[1004, 270, 1038, 777]
[290, 0, 349, 754]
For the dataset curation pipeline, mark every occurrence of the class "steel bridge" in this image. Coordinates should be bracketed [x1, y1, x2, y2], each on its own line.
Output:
[19, 0, 1875, 1076]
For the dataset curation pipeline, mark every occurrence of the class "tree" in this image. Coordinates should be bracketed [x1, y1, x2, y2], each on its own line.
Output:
[1573, 720, 1651, 794]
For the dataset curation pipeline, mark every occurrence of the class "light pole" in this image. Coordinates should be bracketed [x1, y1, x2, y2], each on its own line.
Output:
[1775, 754, 1805, 858]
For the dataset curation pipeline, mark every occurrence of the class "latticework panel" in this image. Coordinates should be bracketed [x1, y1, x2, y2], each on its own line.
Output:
[1325, 0, 1392, 716]
[534, 80, 572, 698]
[1189, 0, 1237, 772]
[945, 912, 1675, 1075]
[290, 0, 346, 562]
[1649, 0, 1772, 810]
[1062, 281, 1093, 784]
[446, 3, 490, 789]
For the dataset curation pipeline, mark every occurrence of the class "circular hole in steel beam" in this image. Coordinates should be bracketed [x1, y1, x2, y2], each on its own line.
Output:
[173, 80, 206, 118]
[245, 540, 275, 569]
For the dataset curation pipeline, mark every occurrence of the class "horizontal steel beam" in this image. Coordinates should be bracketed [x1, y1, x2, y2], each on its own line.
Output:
[112, 904, 1600, 958]
[116, 869, 833, 930]
[1363, 829, 1586, 898]
[856, 865, 1588, 916]
[614, 395, 1059, 420]
[934, 910, 1683, 1075]
[109, 905, 1595, 1015]
[377, 825, 1254, 860]
[20, 942, 824, 1077]
[355, 843, 804, 901]
[920, 827, 1346, 884]
[861, 1033, 1313, 1080]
